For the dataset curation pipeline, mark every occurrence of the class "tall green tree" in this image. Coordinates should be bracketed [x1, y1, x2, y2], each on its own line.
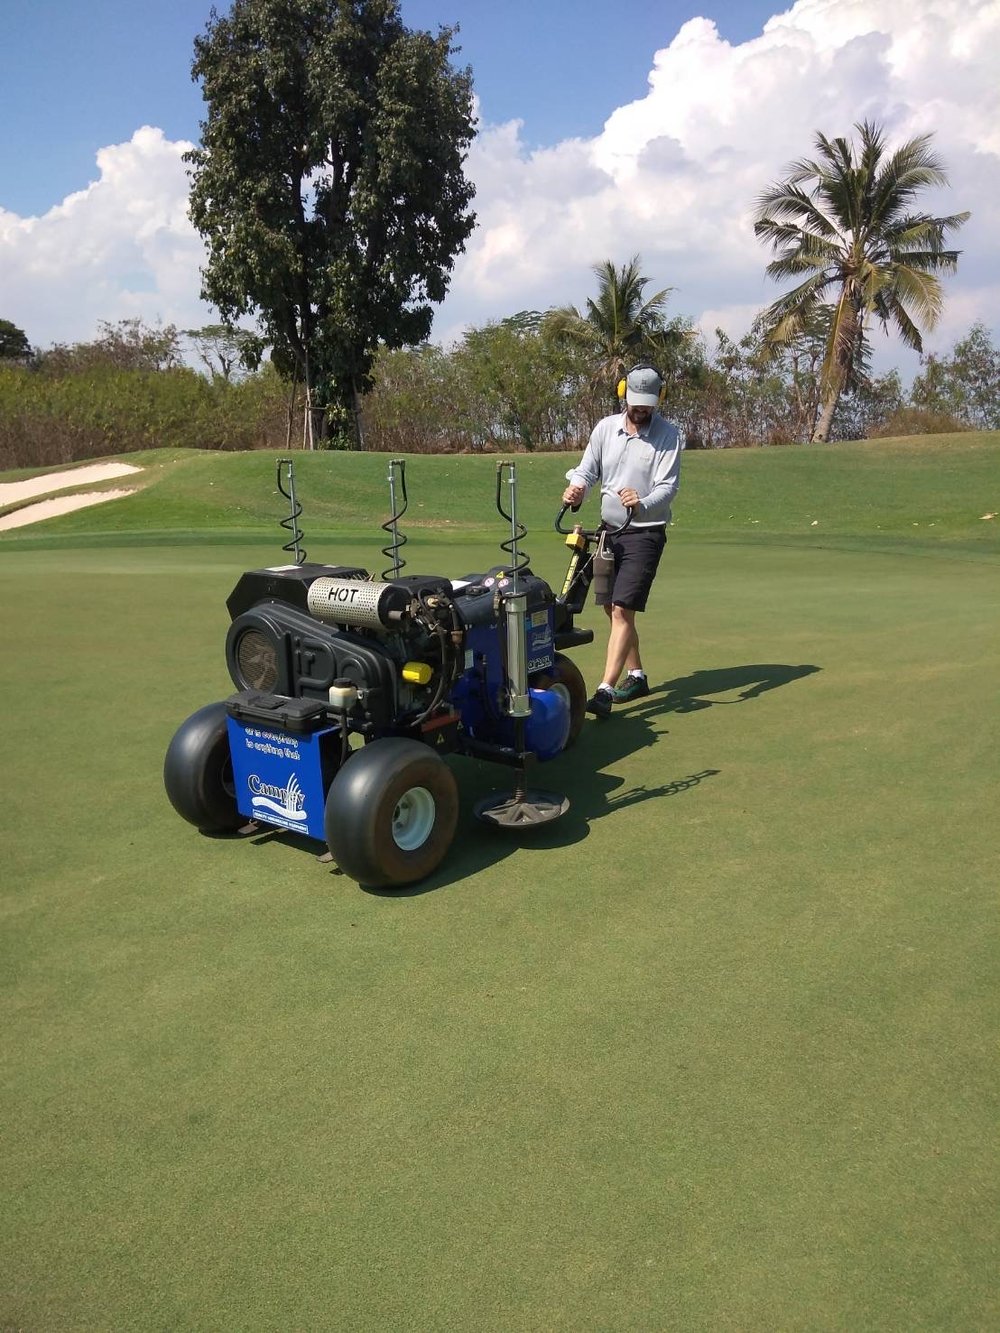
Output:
[753, 120, 969, 442]
[186, 0, 476, 446]
[0, 319, 32, 360]
[544, 256, 690, 408]
[452, 315, 592, 451]
[39, 320, 183, 375]
[184, 325, 263, 382]
[911, 323, 1000, 430]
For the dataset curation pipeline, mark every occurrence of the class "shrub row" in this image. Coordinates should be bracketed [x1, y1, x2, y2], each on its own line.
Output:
[0, 363, 292, 469]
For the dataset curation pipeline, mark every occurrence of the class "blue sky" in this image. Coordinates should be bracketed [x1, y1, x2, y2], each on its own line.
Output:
[2, 0, 779, 215]
[1, 0, 997, 374]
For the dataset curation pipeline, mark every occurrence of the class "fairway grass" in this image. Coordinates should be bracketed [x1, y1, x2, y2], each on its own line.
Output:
[2, 443, 999, 1328]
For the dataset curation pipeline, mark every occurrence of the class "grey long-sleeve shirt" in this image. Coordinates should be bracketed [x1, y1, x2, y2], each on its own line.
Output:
[567, 410, 683, 529]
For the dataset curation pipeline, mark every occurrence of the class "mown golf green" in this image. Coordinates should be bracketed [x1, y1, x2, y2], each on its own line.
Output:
[2, 436, 999, 1329]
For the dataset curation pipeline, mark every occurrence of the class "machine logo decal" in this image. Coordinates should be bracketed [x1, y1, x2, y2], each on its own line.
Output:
[226, 717, 331, 841]
[248, 771, 308, 822]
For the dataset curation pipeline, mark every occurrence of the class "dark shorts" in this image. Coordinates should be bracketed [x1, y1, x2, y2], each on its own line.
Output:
[597, 525, 667, 612]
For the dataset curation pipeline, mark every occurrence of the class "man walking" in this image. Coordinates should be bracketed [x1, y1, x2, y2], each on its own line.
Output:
[561, 364, 683, 717]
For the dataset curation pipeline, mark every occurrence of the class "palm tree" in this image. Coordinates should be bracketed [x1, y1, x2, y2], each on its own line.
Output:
[754, 120, 969, 441]
[545, 256, 687, 406]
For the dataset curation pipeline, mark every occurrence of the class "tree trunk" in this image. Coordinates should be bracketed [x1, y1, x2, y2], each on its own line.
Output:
[812, 287, 858, 442]
[301, 349, 324, 450]
[352, 380, 366, 451]
[285, 364, 299, 451]
[811, 387, 842, 442]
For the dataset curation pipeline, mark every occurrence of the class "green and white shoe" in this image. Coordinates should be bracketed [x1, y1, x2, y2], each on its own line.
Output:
[612, 675, 650, 702]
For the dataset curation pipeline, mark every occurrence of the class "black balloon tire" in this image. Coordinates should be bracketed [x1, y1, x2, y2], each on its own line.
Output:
[531, 652, 588, 749]
[163, 701, 243, 832]
[325, 738, 459, 889]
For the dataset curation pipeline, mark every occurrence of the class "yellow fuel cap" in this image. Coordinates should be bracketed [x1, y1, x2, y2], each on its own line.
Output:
[402, 661, 433, 685]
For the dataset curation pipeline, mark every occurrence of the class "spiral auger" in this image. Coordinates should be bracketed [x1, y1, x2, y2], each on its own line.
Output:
[495, 460, 530, 586]
[276, 457, 305, 564]
[474, 458, 569, 831]
[380, 458, 408, 580]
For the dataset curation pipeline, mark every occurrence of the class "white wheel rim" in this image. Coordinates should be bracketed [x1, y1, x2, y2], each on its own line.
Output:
[549, 682, 571, 710]
[391, 786, 436, 851]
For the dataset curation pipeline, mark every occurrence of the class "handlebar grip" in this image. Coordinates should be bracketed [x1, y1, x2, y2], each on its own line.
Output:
[554, 504, 581, 534]
[611, 507, 634, 536]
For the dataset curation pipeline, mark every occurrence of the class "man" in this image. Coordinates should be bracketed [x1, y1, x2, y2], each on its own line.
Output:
[561, 364, 683, 717]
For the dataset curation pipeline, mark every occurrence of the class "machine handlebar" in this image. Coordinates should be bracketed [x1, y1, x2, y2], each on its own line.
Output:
[554, 503, 634, 538]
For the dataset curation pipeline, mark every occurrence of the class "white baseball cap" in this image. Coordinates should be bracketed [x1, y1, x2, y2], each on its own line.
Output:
[625, 366, 663, 407]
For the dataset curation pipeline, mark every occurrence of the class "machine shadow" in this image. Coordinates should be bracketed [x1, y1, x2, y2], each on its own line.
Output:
[248, 661, 821, 897]
[374, 661, 821, 896]
[365, 711, 715, 897]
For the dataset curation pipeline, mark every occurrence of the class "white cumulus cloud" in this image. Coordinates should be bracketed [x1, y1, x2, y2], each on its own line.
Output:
[0, 127, 212, 347]
[441, 0, 1000, 371]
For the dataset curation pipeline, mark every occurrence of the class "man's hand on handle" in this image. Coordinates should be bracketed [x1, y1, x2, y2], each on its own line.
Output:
[618, 488, 640, 509]
[562, 483, 585, 507]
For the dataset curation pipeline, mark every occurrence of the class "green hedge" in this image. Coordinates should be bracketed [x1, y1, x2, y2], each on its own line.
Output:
[0, 363, 291, 468]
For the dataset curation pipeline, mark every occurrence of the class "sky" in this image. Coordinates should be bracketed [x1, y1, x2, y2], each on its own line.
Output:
[1, 0, 998, 382]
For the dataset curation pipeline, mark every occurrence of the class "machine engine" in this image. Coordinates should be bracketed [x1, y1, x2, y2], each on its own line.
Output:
[224, 560, 570, 759]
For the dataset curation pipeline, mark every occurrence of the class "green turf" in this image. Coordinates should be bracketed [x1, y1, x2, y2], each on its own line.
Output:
[2, 440, 999, 1328]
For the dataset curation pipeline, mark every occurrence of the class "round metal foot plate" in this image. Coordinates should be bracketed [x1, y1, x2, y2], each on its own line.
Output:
[474, 789, 570, 828]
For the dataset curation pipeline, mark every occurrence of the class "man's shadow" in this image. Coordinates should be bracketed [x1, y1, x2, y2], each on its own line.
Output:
[516, 663, 817, 822]
[633, 663, 822, 717]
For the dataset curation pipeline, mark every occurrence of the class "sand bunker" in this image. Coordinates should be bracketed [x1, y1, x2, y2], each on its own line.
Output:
[0, 463, 142, 531]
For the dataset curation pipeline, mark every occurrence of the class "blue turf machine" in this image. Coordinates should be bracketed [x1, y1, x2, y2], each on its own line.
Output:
[164, 458, 610, 889]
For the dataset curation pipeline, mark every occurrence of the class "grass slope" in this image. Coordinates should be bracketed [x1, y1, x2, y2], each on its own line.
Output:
[2, 438, 999, 1328]
[2, 432, 998, 554]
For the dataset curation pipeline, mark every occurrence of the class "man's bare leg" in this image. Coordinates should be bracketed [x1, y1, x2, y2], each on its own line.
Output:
[600, 604, 641, 688]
